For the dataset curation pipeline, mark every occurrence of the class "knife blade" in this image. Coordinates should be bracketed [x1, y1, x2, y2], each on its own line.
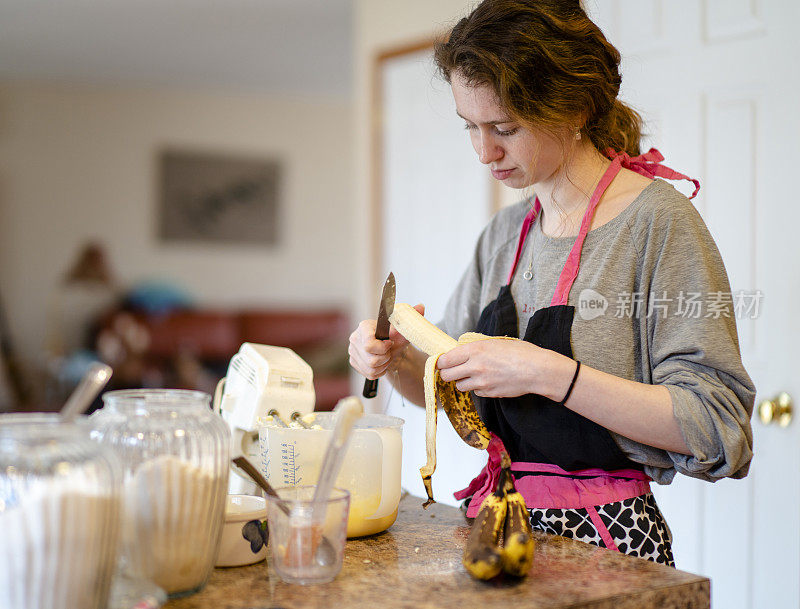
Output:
[362, 272, 395, 398]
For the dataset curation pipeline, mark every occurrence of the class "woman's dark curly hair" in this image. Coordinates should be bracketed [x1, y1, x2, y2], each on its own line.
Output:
[434, 0, 643, 156]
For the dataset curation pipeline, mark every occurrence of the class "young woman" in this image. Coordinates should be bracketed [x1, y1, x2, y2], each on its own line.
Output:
[349, 0, 754, 566]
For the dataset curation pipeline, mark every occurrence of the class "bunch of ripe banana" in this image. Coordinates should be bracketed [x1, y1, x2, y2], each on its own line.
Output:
[387, 302, 512, 507]
[463, 451, 536, 580]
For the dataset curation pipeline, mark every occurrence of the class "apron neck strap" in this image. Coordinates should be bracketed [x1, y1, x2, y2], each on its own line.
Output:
[505, 148, 700, 303]
[550, 156, 622, 306]
[505, 157, 623, 301]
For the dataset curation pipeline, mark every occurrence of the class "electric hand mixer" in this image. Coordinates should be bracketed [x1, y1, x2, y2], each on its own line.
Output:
[214, 343, 316, 495]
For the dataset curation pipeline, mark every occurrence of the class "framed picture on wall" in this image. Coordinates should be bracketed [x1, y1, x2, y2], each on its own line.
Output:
[158, 149, 281, 245]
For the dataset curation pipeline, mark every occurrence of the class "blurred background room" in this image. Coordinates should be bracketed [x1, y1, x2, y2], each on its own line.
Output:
[1, 2, 798, 607]
[0, 0, 358, 412]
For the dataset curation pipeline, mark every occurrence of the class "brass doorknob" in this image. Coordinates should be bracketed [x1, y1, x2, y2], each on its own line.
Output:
[758, 392, 793, 427]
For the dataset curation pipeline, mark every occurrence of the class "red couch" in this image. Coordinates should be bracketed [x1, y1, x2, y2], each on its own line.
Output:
[98, 308, 352, 411]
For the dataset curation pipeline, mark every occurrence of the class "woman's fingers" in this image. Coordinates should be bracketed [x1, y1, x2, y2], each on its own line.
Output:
[436, 344, 471, 378]
[348, 319, 396, 379]
[456, 379, 480, 393]
[438, 338, 542, 399]
[348, 341, 392, 377]
[349, 350, 390, 379]
[349, 302, 428, 380]
[439, 366, 471, 385]
[350, 354, 391, 379]
[349, 347, 387, 376]
[350, 320, 390, 355]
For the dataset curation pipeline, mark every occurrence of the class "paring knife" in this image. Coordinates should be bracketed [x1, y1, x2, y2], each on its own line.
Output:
[362, 272, 395, 399]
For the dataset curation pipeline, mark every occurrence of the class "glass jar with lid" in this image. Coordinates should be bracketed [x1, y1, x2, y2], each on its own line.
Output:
[91, 389, 230, 598]
[0, 413, 122, 609]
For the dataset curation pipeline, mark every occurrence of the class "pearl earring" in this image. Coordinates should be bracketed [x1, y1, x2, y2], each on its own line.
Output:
[575, 129, 582, 141]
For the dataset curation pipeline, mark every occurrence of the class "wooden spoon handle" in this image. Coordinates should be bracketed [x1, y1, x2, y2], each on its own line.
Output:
[232, 456, 291, 516]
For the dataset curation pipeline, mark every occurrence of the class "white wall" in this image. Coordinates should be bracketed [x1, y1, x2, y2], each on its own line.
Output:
[0, 82, 355, 367]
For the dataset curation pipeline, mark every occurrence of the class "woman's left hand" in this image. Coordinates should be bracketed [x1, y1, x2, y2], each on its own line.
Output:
[436, 337, 563, 399]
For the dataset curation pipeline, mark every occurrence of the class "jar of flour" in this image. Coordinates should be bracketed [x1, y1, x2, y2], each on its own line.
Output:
[91, 389, 229, 598]
[0, 414, 122, 609]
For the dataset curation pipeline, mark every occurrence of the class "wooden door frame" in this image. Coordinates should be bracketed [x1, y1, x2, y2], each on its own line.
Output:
[369, 38, 502, 293]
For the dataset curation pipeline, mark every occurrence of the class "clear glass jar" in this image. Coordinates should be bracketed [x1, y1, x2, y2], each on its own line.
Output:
[91, 389, 230, 598]
[0, 414, 122, 609]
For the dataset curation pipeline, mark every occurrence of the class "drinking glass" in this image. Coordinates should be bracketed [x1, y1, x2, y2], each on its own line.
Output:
[267, 486, 350, 585]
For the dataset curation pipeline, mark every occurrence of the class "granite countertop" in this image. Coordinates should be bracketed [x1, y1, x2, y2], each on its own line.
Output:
[165, 494, 709, 609]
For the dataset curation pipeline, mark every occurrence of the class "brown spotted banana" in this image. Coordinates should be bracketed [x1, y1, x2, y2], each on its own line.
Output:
[464, 451, 536, 580]
[462, 466, 508, 580]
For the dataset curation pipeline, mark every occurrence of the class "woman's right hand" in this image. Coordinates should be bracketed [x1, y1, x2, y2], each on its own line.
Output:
[348, 303, 425, 380]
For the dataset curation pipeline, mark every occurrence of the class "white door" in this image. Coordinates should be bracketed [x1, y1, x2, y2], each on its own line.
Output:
[378, 48, 494, 506]
[585, 1, 800, 607]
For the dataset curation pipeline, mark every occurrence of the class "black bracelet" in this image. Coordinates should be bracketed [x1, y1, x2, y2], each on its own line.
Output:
[559, 360, 581, 406]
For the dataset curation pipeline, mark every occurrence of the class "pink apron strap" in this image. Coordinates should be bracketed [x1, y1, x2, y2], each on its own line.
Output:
[505, 202, 541, 285]
[606, 147, 701, 200]
[549, 156, 622, 306]
[511, 467, 651, 511]
[453, 434, 507, 518]
[455, 454, 652, 552]
[509, 461, 650, 482]
[453, 434, 652, 519]
[586, 506, 620, 552]
[505, 147, 700, 297]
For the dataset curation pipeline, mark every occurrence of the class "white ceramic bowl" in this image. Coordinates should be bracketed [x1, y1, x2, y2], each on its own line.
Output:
[215, 494, 268, 567]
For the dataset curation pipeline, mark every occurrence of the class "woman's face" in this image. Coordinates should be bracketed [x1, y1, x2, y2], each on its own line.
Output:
[451, 72, 567, 189]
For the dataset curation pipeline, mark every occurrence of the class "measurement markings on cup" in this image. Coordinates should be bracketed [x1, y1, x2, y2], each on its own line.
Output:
[280, 441, 301, 485]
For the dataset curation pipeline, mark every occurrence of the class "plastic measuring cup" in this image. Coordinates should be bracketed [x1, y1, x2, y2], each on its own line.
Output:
[259, 413, 403, 537]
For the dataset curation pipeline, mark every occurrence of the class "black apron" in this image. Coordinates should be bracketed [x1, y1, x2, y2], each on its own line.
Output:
[455, 151, 699, 566]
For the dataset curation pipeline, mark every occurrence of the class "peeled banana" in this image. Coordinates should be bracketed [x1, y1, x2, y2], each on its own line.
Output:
[390, 302, 458, 355]
[388, 303, 494, 507]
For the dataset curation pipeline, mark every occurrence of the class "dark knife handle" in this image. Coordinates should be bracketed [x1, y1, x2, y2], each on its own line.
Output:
[362, 377, 379, 399]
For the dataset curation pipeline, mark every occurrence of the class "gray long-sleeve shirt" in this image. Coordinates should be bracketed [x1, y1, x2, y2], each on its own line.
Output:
[438, 179, 755, 484]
